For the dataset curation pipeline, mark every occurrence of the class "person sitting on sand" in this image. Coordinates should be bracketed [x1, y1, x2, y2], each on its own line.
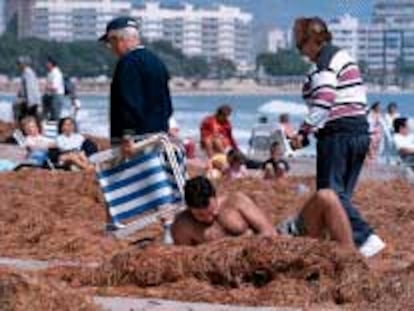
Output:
[262, 142, 284, 178]
[169, 115, 196, 159]
[56, 117, 94, 171]
[172, 176, 356, 253]
[393, 117, 414, 167]
[20, 116, 56, 166]
[225, 149, 249, 179]
[200, 105, 238, 158]
[206, 153, 228, 180]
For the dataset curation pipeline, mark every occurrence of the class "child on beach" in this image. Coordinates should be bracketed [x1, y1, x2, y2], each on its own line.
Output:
[262, 141, 284, 178]
[206, 153, 228, 180]
[20, 116, 55, 166]
[56, 117, 94, 171]
[225, 149, 249, 179]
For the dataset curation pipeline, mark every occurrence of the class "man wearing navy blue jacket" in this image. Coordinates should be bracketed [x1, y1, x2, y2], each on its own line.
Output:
[99, 17, 173, 144]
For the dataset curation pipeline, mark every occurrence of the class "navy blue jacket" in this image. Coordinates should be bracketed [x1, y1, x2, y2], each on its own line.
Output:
[110, 47, 173, 142]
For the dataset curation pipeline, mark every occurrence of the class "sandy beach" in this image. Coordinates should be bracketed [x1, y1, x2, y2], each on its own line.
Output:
[0, 119, 414, 310]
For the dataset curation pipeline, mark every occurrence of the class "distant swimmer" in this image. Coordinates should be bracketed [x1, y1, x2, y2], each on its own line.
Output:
[172, 176, 356, 253]
[291, 17, 385, 257]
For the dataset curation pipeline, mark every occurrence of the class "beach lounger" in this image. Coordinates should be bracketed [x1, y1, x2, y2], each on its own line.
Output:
[92, 134, 187, 239]
[248, 127, 294, 161]
[42, 120, 58, 140]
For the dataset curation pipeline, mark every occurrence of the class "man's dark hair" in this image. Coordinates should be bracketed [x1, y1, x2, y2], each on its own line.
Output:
[370, 101, 380, 111]
[279, 113, 290, 123]
[387, 102, 397, 113]
[46, 56, 57, 66]
[227, 149, 245, 164]
[216, 105, 232, 117]
[184, 176, 216, 209]
[270, 141, 280, 150]
[394, 117, 408, 134]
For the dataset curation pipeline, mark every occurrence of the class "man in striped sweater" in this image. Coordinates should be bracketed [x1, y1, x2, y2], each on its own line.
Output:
[292, 17, 385, 257]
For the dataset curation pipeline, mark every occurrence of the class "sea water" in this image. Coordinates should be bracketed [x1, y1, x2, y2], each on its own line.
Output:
[1, 92, 414, 155]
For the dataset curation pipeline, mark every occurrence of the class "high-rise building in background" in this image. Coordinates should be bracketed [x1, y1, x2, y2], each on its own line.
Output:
[0, 0, 5, 35]
[14, 0, 131, 41]
[267, 27, 288, 53]
[132, 2, 253, 71]
[363, 0, 414, 77]
[328, 14, 360, 61]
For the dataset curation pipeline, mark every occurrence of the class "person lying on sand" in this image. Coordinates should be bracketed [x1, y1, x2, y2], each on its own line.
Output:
[172, 176, 357, 253]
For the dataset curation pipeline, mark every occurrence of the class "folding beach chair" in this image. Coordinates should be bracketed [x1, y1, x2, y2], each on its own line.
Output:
[92, 134, 187, 239]
[248, 126, 295, 161]
[42, 120, 58, 140]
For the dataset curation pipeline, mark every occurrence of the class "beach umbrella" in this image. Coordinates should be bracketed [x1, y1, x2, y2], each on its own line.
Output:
[257, 100, 307, 116]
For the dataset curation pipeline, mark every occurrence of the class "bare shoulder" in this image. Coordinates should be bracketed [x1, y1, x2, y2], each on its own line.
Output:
[221, 192, 256, 211]
[172, 210, 193, 228]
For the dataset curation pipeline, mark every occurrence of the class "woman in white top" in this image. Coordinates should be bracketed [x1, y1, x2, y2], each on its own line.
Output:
[20, 116, 56, 166]
[384, 102, 400, 132]
[56, 117, 93, 171]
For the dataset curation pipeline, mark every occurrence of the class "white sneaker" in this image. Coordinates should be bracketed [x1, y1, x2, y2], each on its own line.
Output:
[359, 234, 386, 258]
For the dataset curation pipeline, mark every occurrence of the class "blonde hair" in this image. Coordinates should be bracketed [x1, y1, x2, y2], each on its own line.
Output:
[20, 116, 39, 134]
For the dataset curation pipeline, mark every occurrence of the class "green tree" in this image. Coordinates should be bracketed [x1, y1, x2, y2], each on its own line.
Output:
[256, 49, 310, 76]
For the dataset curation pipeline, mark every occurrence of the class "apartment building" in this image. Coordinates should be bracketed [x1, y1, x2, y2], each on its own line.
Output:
[328, 14, 360, 61]
[0, 0, 5, 35]
[131, 2, 253, 71]
[15, 0, 131, 41]
[267, 27, 288, 53]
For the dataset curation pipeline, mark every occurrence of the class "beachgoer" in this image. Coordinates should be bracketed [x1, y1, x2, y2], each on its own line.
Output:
[393, 117, 414, 167]
[56, 117, 94, 171]
[206, 153, 228, 180]
[169, 115, 196, 159]
[367, 102, 384, 159]
[278, 113, 296, 140]
[171, 176, 355, 251]
[42, 57, 65, 121]
[14, 56, 41, 122]
[291, 17, 385, 257]
[200, 105, 238, 158]
[225, 149, 249, 179]
[20, 116, 55, 166]
[262, 141, 290, 184]
[99, 16, 172, 150]
[64, 77, 81, 120]
[384, 102, 400, 132]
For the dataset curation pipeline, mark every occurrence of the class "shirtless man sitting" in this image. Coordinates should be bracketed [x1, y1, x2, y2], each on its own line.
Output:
[171, 176, 355, 250]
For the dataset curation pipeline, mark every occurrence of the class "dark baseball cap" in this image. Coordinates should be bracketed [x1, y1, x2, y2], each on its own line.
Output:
[99, 16, 139, 42]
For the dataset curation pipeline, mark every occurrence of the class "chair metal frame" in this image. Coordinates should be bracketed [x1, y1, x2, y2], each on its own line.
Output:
[91, 133, 186, 239]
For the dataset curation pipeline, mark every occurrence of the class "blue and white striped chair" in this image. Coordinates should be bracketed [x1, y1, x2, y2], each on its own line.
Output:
[93, 134, 186, 238]
[42, 120, 58, 140]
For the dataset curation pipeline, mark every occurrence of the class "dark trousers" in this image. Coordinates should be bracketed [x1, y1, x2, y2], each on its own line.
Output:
[42, 94, 63, 121]
[13, 102, 39, 122]
[316, 133, 373, 246]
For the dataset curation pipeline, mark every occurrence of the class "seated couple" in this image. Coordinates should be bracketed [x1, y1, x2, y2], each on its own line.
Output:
[20, 116, 96, 170]
[171, 176, 384, 258]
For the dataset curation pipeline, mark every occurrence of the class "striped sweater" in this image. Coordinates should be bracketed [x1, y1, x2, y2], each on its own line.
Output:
[301, 44, 368, 135]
